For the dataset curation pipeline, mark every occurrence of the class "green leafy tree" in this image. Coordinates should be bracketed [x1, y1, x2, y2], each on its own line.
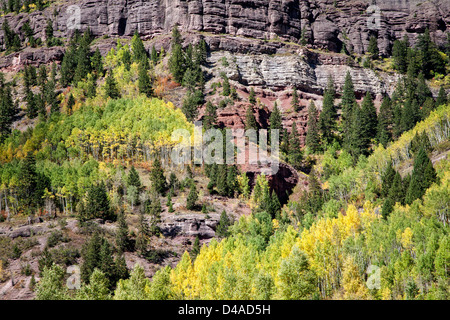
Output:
[76, 269, 111, 300]
[35, 264, 69, 300]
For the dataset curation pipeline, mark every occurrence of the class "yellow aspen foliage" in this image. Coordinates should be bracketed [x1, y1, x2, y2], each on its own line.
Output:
[339, 256, 369, 300]
[401, 227, 414, 251]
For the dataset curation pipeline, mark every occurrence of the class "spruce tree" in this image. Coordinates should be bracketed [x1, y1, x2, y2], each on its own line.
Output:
[115, 210, 130, 253]
[392, 35, 409, 73]
[245, 105, 258, 130]
[191, 236, 200, 258]
[131, 30, 148, 64]
[401, 99, 420, 132]
[216, 165, 228, 197]
[376, 96, 392, 147]
[405, 147, 437, 204]
[306, 100, 320, 153]
[388, 172, 405, 205]
[436, 86, 447, 107]
[204, 101, 217, 130]
[288, 122, 303, 168]
[150, 158, 167, 195]
[138, 64, 153, 97]
[216, 210, 231, 238]
[45, 19, 54, 46]
[360, 92, 378, 142]
[81, 232, 103, 284]
[136, 212, 149, 256]
[85, 182, 113, 221]
[91, 48, 104, 79]
[341, 72, 356, 149]
[368, 35, 379, 59]
[222, 73, 230, 96]
[104, 71, 120, 99]
[150, 45, 159, 65]
[349, 103, 366, 160]
[186, 181, 198, 210]
[381, 161, 396, 198]
[248, 87, 256, 105]
[291, 87, 300, 112]
[226, 165, 238, 198]
[319, 76, 337, 146]
[169, 42, 185, 83]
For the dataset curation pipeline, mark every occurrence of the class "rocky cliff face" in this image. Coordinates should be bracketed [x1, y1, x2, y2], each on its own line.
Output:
[1, 0, 448, 55]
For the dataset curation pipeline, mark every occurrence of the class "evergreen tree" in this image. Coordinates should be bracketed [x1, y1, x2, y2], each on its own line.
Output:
[306, 100, 320, 153]
[216, 165, 228, 197]
[60, 42, 77, 87]
[171, 25, 183, 47]
[45, 19, 54, 46]
[81, 232, 103, 284]
[169, 40, 185, 83]
[307, 168, 323, 214]
[415, 72, 432, 107]
[288, 122, 303, 168]
[319, 76, 337, 146]
[401, 99, 420, 132]
[91, 48, 104, 79]
[291, 87, 300, 112]
[181, 89, 202, 122]
[138, 64, 153, 97]
[204, 101, 217, 130]
[245, 105, 258, 130]
[222, 73, 230, 96]
[416, 28, 446, 78]
[341, 72, 356, 149]
[368, 35, 379, 59]
[376, 96, 392, 147]
[104, 71, 120, 99]
[349, 103, 366, 160]
[191, 236, 200, 258]
[150, 45, 159, 66]
[360, 92, 378, 142]
[381, 161, 396, 198]
[436, 86, 448, 107]
[269, 102, 282, 131]
[115, 210, 130, 253]
[226, 165, 238, 197]
[381, 197, 394, 219]
[248, 87, 256, 105]
[388, 172, 405, 205]
[135, 212, 149, 256]
[66, 93, 75, 114]
[2, 20, 21, 52]
[186, 181, 198, 210]
[405, 147, 437, 204]
[216, 210, 231, 238]
[85, 182, 113, 221]
[23, 21, 36, 47]
[150, 158, 167, 195]
[392, 35, 409, 73]
[131, 30, 147, 64]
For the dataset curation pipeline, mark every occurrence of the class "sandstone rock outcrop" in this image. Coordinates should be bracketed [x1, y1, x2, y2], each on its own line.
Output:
[160, 213, 220, 239]
[1, 0, 448, 56]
